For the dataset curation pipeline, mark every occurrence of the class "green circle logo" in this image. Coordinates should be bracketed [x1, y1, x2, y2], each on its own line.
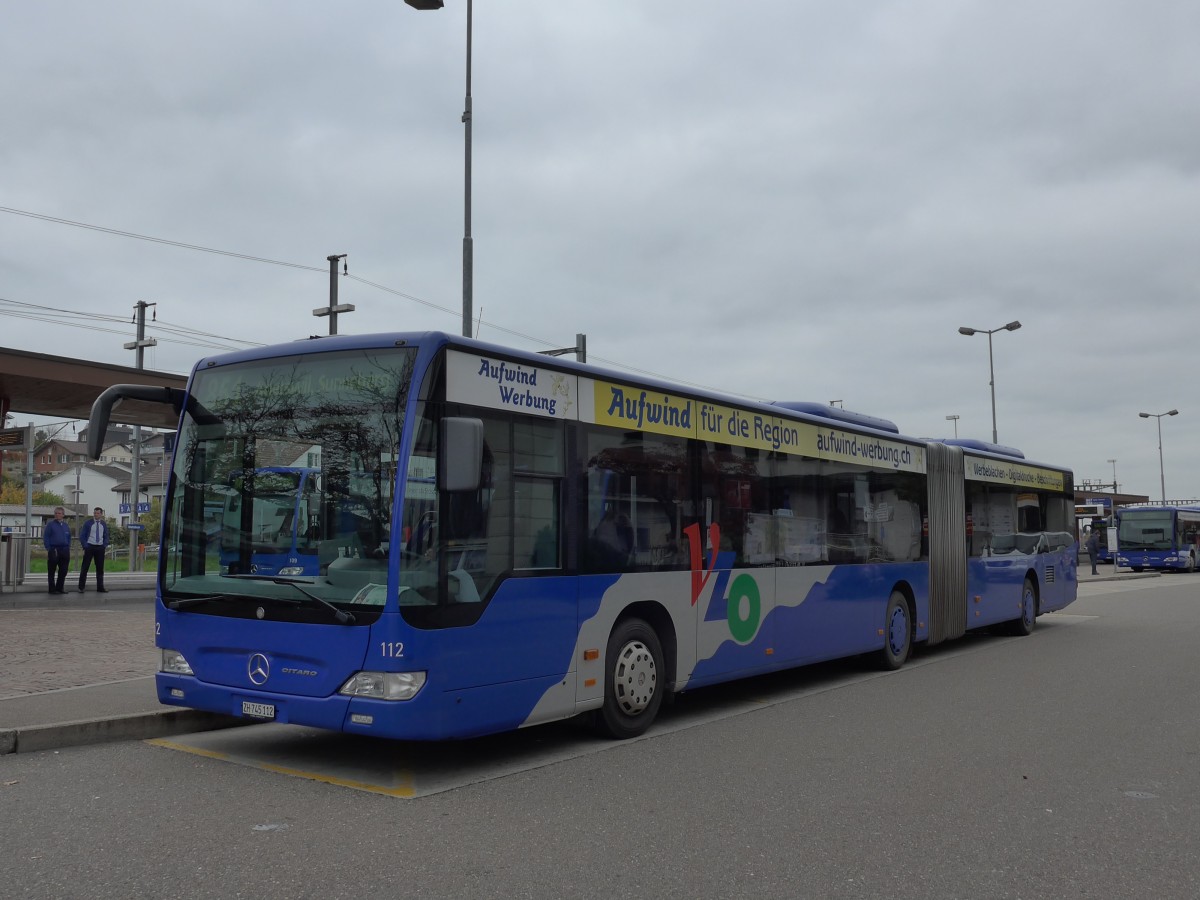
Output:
[727, 574, 761, 644]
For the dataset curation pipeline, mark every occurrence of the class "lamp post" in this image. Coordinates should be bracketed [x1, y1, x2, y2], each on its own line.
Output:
[538, 334, 588, 363]
[958, 320, 1021, 444]
[405, 0, 473, 339]
[945, 414, 959, 438]
[1138, 409, 1179, 504]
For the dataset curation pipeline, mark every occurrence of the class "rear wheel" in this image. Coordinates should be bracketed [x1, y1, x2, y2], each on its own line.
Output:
[877, 590, 912, 670]
[595, 618, 664, 739]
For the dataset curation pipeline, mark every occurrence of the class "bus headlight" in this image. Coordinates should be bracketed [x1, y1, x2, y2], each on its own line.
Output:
[278, 566, 305, 576]
[338, 671, 426, 701]
[160, 649, 194, 676]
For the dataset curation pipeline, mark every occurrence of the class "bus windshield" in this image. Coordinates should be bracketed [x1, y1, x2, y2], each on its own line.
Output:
[162, 347, 417, 610]
[1118, 510, 1173, 551]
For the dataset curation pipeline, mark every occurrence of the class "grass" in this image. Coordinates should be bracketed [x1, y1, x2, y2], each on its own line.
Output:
[24, 550, 159, 574]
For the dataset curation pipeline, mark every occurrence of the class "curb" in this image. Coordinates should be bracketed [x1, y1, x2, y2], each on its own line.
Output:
[0, 709, 252, 755]
[0, 575, 156, 595]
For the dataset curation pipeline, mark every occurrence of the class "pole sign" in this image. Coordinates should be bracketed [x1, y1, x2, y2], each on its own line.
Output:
[0, 427, 28, 450]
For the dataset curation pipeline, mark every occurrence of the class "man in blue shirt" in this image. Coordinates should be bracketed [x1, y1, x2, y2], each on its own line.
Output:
[78, 507, 111, 593]
[43, 506, 72, 594]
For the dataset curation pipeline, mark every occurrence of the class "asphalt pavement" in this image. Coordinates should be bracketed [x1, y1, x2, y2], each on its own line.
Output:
[0, 561, 1153, 755]
[0, 571, 243, 754]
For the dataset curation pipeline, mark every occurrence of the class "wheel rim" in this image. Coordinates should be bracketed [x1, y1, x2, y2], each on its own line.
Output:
[1023, 587, 1036, 628]
[613, 639, 657, 716]
[888, 603, 909, 657]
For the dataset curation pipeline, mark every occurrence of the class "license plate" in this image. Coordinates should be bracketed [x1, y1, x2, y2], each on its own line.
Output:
[241, 701, 276, 719]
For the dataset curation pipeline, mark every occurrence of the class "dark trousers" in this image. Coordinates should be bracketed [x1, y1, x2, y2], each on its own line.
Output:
[46, 547, 69, 593]
[79, 545, 106, 590]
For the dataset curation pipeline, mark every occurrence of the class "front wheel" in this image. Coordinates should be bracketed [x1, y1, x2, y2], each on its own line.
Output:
[877, 590, 912, 670]
[595, 619, 665, 740]
[1002, 578, 1037, 636]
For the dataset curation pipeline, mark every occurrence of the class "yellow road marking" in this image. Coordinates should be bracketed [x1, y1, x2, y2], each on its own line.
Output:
[148, 738, 231, 761]
[148, 737, 415, 798]
[258, 762, 415, 798]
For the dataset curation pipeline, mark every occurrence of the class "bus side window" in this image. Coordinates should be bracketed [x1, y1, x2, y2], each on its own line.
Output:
[512, 419, 563, 571]
[583, 428, 690, 574]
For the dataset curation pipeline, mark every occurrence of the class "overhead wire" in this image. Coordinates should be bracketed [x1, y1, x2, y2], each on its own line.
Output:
[0, 298, 259, 353]
[0, 206, 326, 274]
[0, 205, 759, 398]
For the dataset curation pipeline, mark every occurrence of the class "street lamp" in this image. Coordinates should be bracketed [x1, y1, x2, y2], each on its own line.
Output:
[958, 320, 1021, 444]
[405, 0, 474, 339]
[945, 414, 959, 438]
[1138, 409, 1179, 503]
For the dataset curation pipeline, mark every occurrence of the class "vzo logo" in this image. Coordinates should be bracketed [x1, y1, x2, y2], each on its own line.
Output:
[685, 523, 761, 644]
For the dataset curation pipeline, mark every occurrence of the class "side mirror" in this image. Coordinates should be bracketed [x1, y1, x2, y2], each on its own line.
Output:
[439, 417, 484, 492]
[88, 384, 186, 459]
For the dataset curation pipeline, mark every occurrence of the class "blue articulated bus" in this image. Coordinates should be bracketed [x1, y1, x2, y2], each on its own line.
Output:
[88, 332, 1078, 740]
[1115, 504, 1200, 572]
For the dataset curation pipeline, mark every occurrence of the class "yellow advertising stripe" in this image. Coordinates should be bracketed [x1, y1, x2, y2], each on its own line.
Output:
[590, 377, 925, 472]
[592, 380, 697, 440]
[964, 457, 1066, 491]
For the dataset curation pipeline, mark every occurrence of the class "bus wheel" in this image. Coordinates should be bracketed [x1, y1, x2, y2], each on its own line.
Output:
[596, 619, 664, 740]
[1003, 579, 1037, 636]
[1187, 554, 1196, 574]
[877, 590, 912, 671]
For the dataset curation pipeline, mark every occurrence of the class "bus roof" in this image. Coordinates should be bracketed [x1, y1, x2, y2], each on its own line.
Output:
[190, 330, 1069, 473]
[935, 438, 1025, 459]
[1117, 503, 1200, 512]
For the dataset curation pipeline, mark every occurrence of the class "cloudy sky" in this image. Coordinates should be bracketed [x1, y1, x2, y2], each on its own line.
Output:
[3, 1, 1198, 500]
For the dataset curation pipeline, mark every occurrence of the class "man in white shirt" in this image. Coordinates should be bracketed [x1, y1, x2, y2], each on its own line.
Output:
[78, 507, 111, 593]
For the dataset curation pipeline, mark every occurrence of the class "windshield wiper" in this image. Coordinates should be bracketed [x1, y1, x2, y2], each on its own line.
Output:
[217, 574, 355, 624]
[275, 579, 356, 625]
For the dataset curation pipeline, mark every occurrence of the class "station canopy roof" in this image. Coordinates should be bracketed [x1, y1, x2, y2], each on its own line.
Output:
[0, 346, 187, 430]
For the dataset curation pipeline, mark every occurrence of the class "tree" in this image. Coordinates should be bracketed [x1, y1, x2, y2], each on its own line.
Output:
[136, 498, 163, 544]
[0, 482, 65, 506]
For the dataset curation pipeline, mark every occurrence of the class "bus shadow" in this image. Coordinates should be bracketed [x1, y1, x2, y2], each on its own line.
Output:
[155, 627, 1045, 797]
